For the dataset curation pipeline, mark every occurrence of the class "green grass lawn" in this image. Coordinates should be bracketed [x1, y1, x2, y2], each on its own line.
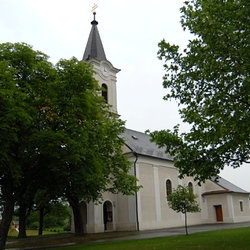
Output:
[7, 227, 250, 250]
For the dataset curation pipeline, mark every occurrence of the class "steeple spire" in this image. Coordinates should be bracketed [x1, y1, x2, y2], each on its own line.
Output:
[82, 7, 107, 61]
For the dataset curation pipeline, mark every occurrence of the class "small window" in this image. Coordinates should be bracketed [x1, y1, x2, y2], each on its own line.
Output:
[166, 179, 172, 197]
[239, 201, 244, 212]
[188, 182, 193, 193]
[102, 83, 108, 103]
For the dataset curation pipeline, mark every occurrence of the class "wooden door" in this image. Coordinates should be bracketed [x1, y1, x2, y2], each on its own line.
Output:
[214, 205, 223, 221]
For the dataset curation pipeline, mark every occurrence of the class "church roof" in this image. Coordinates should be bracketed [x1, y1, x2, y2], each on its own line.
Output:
[123, 129, 249, 194]
[212, 176, 249, 193]
[82, 13, 107, 61]
[122, 128, 172, 161]
[203, 176, 250, 195]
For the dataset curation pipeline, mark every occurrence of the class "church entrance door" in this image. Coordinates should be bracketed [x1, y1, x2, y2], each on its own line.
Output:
[103, 201, 113, 231]
[214, 205, 223, 221]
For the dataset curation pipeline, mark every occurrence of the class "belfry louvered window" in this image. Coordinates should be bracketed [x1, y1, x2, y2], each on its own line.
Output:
[102, 83, 108, 103]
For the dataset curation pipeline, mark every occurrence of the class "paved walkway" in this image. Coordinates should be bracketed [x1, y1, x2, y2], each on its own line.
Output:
[92, 221, 250, 243]
[117, 221, 250, 241]
[7, 221, 250, 249]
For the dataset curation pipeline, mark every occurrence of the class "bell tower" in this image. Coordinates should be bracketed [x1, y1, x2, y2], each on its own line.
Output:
[82, 8, 120, 114]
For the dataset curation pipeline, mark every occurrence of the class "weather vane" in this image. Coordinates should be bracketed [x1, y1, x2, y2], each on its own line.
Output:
[92, 3, 98, 14]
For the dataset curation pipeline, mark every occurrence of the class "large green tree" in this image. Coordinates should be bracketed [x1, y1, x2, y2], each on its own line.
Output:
[150, 0, 250, 182]
[0, 42, 55, 249]
[40, 57, 140, 235]
[167, 185, 200, 235]
[0, 42, 139, 249]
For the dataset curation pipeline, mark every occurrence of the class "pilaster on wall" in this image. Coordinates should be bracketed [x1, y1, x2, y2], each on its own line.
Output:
[227, 195, 235, 222]
[86, 202, 104, 233]
[153, 166, 161, 222]
[135, 162, 142, 224]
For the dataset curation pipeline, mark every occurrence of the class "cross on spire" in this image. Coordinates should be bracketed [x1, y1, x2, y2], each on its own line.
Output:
[92, 3, 98, 20]
[83, 3, 106, 61]
[92, 3, 98, 13]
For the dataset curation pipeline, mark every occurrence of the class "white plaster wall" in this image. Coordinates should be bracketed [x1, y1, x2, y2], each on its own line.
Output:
[231, 194, 250, 222]
[91, 59, 119, 114]
[82, 149, 250, 233]
[136, 156, 203, 230]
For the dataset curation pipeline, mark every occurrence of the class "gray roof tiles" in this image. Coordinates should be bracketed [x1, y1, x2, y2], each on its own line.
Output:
[122, 130, 248, 194]
[211, 176, 249, 194]
[122, 128, 172, 161]
[82, 19, 107, 61]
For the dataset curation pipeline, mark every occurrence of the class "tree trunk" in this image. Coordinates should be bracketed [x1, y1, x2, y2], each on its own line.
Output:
[0, 181, 15, 250]
[184, 211, 188, 236]
[18, 202, 27, 238]
[70, 197, 84, 236]
[38, 208, 44, 235]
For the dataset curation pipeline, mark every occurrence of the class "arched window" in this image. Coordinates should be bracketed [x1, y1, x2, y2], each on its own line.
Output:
[188, 182, 193, 193]
[166, 179, 172, 197]
[102, 83, 108, 103]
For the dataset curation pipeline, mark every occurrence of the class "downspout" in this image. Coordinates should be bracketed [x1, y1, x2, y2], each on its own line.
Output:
[133, 152, 140, 231]
[124, 142, 140, 231]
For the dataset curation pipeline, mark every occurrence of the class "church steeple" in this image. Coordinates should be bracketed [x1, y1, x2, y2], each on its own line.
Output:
[82, 8, 120, 115]
[82, 11, 107, 61]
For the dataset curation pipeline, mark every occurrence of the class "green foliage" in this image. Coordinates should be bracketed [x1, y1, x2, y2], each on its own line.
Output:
[0, 42, 54, 187]
[62, 221, 71, 232]
[48, 57, 140, 203]
[0, 42, 57, 248]
[150, 0, 250, 182]
[43, 203, 71, 228]
[26, 202, 71, 229]
[0, 42, 139, 247]
[167, 185, 200, 235]
[167, 185, 200, 214]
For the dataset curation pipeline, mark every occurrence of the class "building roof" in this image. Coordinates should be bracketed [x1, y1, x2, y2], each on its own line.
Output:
[122, 128, 172, 161]
[82, 13, 107, 61]
[123, 130, 249, 194]
[203, 176, 250, 195]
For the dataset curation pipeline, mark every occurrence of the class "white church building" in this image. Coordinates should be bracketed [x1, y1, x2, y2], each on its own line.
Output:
[73, 12, 250, 233]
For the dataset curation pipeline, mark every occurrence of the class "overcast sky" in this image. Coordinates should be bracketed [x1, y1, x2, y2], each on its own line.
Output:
[1, 0, 249, 191]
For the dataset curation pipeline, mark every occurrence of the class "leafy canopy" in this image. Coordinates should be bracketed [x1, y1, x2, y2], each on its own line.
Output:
[0, 42, 140, 246]
[0, 41, 57, 248]
[0, 42, 139, 203]
[167, 185, 200, 214]
[150, 0, 250, 182]
[167, 185, 200, 235]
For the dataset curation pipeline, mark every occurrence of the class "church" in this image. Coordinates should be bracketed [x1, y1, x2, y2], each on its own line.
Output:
[72, 11, 250, 233]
